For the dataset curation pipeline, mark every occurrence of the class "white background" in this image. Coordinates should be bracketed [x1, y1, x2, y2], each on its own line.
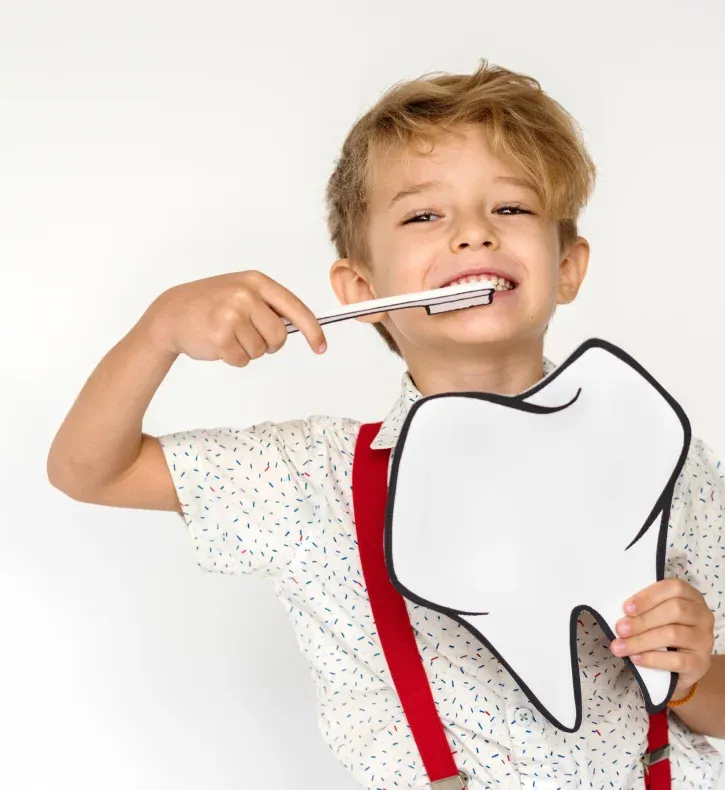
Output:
[1, 1, 723, 787]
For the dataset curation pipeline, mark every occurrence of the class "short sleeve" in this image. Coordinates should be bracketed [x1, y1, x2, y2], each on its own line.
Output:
[666, 437, 725, 654]
[158, 418, 329, 577]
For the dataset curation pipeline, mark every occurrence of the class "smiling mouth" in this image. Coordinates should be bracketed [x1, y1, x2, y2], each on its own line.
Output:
[444, 272, 517, 292]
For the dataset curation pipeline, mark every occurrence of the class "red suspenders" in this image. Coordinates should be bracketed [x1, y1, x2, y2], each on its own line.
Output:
[352, 422, 672, 789]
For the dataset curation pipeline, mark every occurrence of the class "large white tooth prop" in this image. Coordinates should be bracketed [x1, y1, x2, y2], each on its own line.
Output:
[385, 339, 690, 732]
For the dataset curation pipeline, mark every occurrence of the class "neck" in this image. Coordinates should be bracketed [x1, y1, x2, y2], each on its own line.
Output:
[405, 339, 546, 397]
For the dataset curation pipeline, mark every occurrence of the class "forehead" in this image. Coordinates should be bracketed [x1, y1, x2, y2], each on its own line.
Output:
[367, 124, 529, 209]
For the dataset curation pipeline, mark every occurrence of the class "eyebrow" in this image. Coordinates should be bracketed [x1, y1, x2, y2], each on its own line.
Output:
[387, 175, 536, 208]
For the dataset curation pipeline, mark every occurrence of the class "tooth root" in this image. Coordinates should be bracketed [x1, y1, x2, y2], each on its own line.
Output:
[461, 611, 579, 730]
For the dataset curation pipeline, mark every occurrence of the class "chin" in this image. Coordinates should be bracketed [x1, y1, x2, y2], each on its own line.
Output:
[445, 329, 520, 349]
[435, 308, 527, 347]
[395, 304, 546, 353]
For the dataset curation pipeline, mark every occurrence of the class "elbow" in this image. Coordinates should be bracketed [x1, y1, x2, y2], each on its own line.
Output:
[46, 453, 80, 500]
[46, 445, 68, 493]
[46, 446, 95, 502]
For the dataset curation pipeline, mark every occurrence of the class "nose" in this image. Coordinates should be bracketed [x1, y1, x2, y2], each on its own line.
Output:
[451, 213, 499, 252]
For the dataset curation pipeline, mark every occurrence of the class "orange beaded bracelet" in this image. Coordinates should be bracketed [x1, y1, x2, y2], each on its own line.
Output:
[667, 681, 699, 707]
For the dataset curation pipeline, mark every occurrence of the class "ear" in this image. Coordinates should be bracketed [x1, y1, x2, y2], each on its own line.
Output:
[557, 236, 590, 305]
[329, 258, 387, 324]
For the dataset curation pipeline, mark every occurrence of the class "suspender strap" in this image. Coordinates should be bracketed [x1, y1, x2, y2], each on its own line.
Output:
[352, 422, 463, 787]
[352, 422, 670, 789]
[644, 709, 671, 789]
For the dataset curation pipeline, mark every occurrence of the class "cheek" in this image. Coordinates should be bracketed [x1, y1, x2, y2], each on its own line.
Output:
[372, 263, 401, 295]
[380, 251, 430, 292]
[524, 260, 562, 312]
[367, 232, 413, 290]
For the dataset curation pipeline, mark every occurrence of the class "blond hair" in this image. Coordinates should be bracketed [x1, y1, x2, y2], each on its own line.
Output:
[325, 58, 597, 355]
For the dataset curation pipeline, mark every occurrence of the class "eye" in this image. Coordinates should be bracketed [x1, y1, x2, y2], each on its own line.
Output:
[495, 204, 533, 216]
[402, 209, 441, 224]
[402, 204, 533, 225]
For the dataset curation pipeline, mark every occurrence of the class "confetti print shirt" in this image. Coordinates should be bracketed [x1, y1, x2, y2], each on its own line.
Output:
[159, 359, 724, 790]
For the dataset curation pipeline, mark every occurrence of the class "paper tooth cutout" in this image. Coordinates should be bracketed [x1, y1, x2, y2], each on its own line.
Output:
[384, 338, 691, 732]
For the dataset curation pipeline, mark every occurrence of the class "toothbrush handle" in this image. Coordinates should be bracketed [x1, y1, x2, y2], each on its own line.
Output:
[285, 299, 430, 334]
[284, 286, 495, 335]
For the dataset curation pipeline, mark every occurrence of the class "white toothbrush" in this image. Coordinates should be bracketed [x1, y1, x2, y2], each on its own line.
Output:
[283, 280, 497, 334]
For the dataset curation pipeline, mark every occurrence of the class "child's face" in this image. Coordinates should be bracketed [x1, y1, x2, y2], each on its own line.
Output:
[331, 123, 589, 357]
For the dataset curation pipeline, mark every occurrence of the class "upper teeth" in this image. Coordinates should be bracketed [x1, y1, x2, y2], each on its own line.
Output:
[449, 273, 515, 291]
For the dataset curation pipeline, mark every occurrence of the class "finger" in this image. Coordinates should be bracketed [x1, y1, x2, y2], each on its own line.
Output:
[257, 279, 327, 353]
[629, 647, 706, 680]
[234, 319, 269, 361]
[249, 301, 290, 354]
[611, 624, 707, 657]
[624, 577, 702, 617]
[218, 336, 251, 368]
[616, 596, 704, 638]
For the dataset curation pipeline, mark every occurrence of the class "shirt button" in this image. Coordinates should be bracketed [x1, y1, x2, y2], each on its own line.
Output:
[514, 707, 534, 726]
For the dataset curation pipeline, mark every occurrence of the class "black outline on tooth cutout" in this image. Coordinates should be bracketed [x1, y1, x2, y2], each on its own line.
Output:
[383, 337, 690, 732]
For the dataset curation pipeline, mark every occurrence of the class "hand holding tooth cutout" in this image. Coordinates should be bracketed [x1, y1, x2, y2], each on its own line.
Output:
[612, 577, 715, 702]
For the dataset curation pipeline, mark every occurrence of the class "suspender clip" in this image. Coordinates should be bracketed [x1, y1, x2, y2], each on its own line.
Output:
[643, 744, 670, 767]
[430, 771, 469, 789]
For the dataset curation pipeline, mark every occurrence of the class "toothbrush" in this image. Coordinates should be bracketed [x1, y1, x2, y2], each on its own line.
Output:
[283, 280, 497, 334]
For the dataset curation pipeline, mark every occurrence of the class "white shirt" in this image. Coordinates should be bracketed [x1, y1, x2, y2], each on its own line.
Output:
[159, 359, 724, 790]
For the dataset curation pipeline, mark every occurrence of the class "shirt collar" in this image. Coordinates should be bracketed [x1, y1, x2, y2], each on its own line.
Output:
[370, 356, 558, 450]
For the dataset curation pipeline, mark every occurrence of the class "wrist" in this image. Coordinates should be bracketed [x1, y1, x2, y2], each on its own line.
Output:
[135, 302, 180, 362]
[668, 680, 698, 706]
[670, 684, 692, 702]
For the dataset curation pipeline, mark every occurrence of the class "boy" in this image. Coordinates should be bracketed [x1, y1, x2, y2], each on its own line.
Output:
[48, 59, 724, 789]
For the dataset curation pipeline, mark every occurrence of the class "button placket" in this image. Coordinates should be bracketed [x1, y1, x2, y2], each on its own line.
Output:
[507, 701, 558, 788]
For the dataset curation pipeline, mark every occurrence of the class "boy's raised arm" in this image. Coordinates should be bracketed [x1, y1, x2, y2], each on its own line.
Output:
[47, 271, 327, 512]
[47, 321, 183, 512]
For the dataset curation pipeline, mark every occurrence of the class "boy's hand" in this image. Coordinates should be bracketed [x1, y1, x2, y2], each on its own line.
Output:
[610, 578, 715, 699]
[142, 271, 327, 366]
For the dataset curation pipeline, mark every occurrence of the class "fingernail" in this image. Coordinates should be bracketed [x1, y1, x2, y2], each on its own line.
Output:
[624, 601, 636, 615]
[316, 341, 327, 354]
[631, 654, 642, 664]
[616, 618, 632, 636]
[611, 639, 626, 654]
